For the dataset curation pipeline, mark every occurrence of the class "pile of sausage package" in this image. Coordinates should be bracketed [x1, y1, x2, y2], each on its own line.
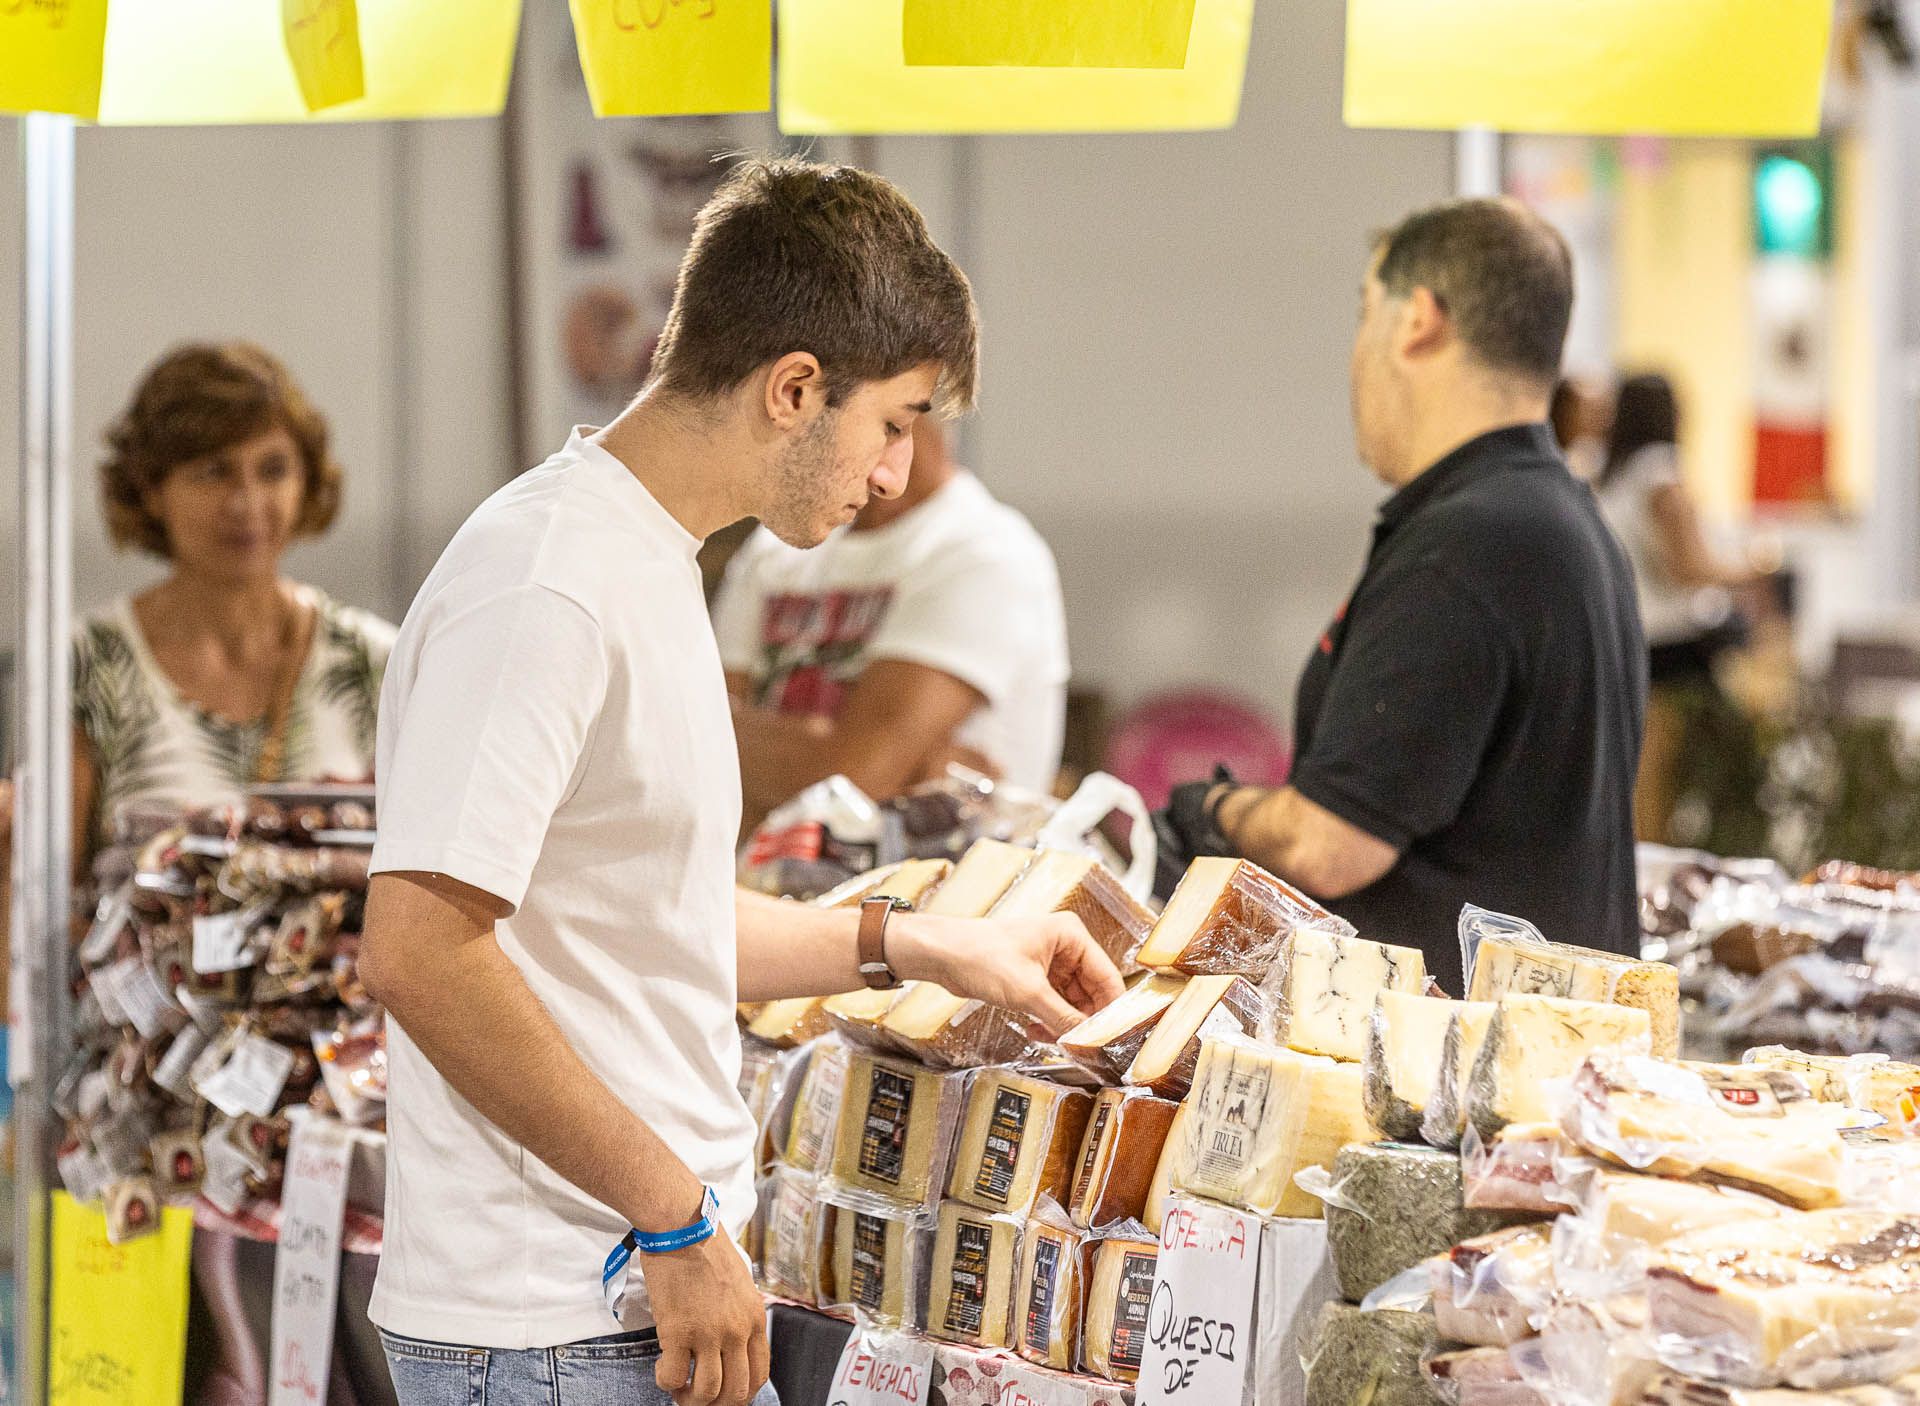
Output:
[56, 792, 387, 1245]
[1642, 847, 1920, 1063]
[737, 840, 1920, 1406]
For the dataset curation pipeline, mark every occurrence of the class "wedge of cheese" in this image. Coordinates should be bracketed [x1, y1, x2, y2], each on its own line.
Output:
[922, 839, 1035, 917]
[1422, 1001, 1501, 1150]
[991, 850, 1155, 971]
[1069, 1089, 1181, 1230]
[783, 1041, 850, 1174]
[828, 1052, 966, 1207]
[1363, 992, 1487, 1142]
[1144, 1102, 1188, 1236]
[827, 1201, 921, 1330]
[1466, 995, 1653, 1142]
[1745, 1047, 1920, 1133]
[829, 858, 953, 908]
[1123, 974, 1263, 1099]
[1169, 1038, 1371, 1218]
[1060, 974, 1187, 1083]
[1267, 928, 1428, 1062]
[1648, 1210, 1920, 1388]
[1468, 933, 1680, 1059]
[1015, 1217, 1088, 1370]
[1083, 1231, 1159, 1382]
[823, 986, 911, 1052]
[747, 997, 831, 1049]
[926, 1200, 1021, 1347]
[947, 1072, 1092, 1217]
[878, 982, 1032, 1070]
[1136, 856, 1335, 976]
[760, 1168, 827, 1304]
[1558, 1055, 1858, 1210]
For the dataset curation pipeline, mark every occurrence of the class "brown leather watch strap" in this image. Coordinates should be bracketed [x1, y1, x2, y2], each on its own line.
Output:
[857, 896, 908, 990]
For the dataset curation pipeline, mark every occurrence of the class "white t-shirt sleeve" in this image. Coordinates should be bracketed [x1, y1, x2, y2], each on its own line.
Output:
[862, 540, 1053, 708]
[371, 584, 609, 913]
[709, 537, 766, 676]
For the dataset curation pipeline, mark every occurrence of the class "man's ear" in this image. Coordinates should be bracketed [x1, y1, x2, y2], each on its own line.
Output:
[1395, 285, 1451, 362]
[763, 352, 826, 431]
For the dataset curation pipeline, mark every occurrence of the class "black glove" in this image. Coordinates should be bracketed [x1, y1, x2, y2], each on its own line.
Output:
[1150, 765, 1239, 902]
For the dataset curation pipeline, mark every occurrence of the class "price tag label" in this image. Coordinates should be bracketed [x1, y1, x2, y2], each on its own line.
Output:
[193, 906, 266, 975]
[269, 1117, 354, 1406]
[1135, 1196, 1260, 1406]
[196, 1035, 295, 1119]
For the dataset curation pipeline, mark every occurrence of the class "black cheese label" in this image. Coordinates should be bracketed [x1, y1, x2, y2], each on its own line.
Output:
[858, 1066, 915, 1186]
[1071, 1102, 1113, 1213]
[850, 1213, 888, 1311]
[1109, 1249, 1158, 1372]
[972, 1086, 1033, 1205]
[944, 1220, 994, 1337]
[1023, 1233, 1063, 1355]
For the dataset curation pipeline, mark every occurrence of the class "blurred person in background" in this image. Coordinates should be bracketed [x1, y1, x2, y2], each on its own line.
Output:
[713, 414, 1070, 830]
[11, 341, 396, 1406]
[1594, 372, 1774, 842]
[1550, 374, 1614, 482]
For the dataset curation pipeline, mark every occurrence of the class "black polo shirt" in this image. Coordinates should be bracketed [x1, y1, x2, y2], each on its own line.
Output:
[1289, 422, 1646, 994]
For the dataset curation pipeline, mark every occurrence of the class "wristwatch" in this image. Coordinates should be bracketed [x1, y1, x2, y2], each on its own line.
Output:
[857, 895, 911, 990]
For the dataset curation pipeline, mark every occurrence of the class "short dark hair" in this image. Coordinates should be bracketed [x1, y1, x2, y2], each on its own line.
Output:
[1602, 373, 1680, 486]
[649, 157, 979, 414]
[1374, 198, 1574, 386]
[102, 342, 341, 559]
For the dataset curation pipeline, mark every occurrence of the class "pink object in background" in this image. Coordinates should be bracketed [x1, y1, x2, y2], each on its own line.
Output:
[1103, 689, 1291, 810]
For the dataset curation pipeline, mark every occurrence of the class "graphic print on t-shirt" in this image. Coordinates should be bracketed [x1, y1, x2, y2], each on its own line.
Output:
[754, 586, 896, 717]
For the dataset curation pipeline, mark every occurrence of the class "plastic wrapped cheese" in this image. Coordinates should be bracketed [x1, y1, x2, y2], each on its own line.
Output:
[1364, 992, 1489, 1142]
[824, 987, 912, 1053]
[1014, 1200, 1088, 1370]
[1060, 974, 1186, 1083]
[1143, 1101, 1186, 1236]
[990, 850, 1155, 973]
[1647, 1209, 1920, 1389]
[878, 982, 1035, 1071]
[1069, 1087, 1181, 1230]
[828, 1052, 968, 1208]
[1462, 1121, 1591, 1214]
[1136, 856, 1342, 977]
[1081, 1225, 1159, 1382]
[1425, 1347, 1550, 1406]
[1628, 1367, 1920, 1406]
[1423, 1001, 1501, 1150]
[1264, 928, 1429, 1063]
[926, 1200, 1023, 1348]
[760, 1165, 829, 1305]
[921, 838, 1036, 918]
[1429, 1224, 1557, 1348]
[824, 858, 954, 908]
[823, 1192, 934, 1331]
[1464, 907, 1681, 1058]
[1745, 1047, 1920, 1135]
[1123, 974, 1264, 1099]
[784, 1041, 851, 1174]
[1303, 1302, 1443, 1406]
[747, 997, 832, 1049]
[947, 1071, 1092, 1218]
[1466, 995, 1653, 1142]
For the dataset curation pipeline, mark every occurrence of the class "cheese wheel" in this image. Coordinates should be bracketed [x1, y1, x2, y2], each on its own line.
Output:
[947, 1072, 1092, 1217]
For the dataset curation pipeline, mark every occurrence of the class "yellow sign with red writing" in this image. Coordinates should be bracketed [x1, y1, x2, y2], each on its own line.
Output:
[0, 0, 111, 119]
[49, 1192, 193, 1406]
[569, 0, 770, 116]
[281, 0, 365, 112]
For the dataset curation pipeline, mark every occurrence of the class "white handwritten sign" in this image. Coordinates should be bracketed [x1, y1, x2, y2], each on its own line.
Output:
[827, 1327, 934, 1406]
[268, 1116, 353, 1406]
[1135, 1195, 1261, 1406]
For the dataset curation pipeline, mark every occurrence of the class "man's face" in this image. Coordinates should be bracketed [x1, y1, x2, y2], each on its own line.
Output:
[1348, 264, 1402, 482]
[758, 363, 941, 548]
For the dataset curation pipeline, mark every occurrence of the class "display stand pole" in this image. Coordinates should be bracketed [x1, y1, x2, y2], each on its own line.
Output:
[1455, 127, 1502, 198]
[14, 110, 77, 1406]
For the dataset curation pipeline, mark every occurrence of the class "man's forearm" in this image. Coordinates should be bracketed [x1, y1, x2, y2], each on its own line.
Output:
[1214, 785, 1399, 900]
[735, 888, 962, 1002]
[363, 875, 705, 1235]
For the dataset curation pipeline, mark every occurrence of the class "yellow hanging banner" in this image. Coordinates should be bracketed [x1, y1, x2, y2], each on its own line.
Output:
[779, 0, 1251, 133]
[282, 0, 366, 113]
[0, 0, 111, 120]
[1344, 0, 1832, 138]
[902, 0, 1197, 68]
[49, 1192, 193, 1406]
[569, 0, 770, 115]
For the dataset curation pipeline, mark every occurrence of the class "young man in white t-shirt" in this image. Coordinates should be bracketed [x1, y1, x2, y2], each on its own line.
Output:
[713, 414, 1069, 827]
[359, 159, 1124, 1406]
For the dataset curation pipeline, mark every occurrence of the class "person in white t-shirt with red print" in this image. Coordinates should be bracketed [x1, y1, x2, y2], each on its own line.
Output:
[359, 159, 1124, 1406]
[714, 413, 1069, 830]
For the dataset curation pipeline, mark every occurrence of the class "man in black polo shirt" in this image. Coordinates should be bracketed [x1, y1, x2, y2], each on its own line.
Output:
[1156, 198, 1645, 992]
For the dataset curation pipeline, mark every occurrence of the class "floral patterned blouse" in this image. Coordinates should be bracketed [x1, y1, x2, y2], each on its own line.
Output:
[71, 590, 396, 845]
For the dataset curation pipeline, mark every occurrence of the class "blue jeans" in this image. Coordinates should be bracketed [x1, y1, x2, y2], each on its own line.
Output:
[379, 1327, 782, 1406]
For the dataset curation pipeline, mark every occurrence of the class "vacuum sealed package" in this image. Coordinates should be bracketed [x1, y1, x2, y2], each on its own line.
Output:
[1627, 1367, 1920, 1406]
[822, 987, 912, 1054]
[1744, 1046, 1920, 1135]
[311, 1017, 387, 1127]
[1424, 1001, 1504, 1150]
[1425, 1346, 1550, 1406]
[1059, 973, 1186, 1083]
[1261, 927, 1428, 1062]
[759, 1164, 830, 1304]
[1364, 992, 1491, 1143]
[1556, 1054, 1867, 1210]
[919, 838, 1038, 919]
[1462, 1121, 1592, 1214]
[746, 997, 833, 1050]
[945, 1070, 1092, 1219]
[987, 849, 1155, 973]
[1508, 1298, 1660, 1406]
[1143, 1101, 1188, 1235]
[1303, 1302, 1444, 1406]
[931, 1344, 1133, 1406]
[1463, 905, 1682, 1059]
[1467, 994, 1653, 1142]
[1013, 1198, 1089, 1370]
[827, 1052, 968, 1209]
[878, 984, 1040, 1072]
[1136, 856, 1344, 977]
[1550, 1168, 1786, 1303]
[783, 1040, 851, 1175]
[1647, 1209, 1920, 1389]
[1068, 1086, 1181, 1230]
[1843, 1134, 1920, 1214]
[1428, 1223, 1558, 1348]
[925, 1200, 1024, 1348]
[1080, 1221, 1159, 1382]
[820, 1189, 936, 1331]
[1122, 973, 1264, 1098]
